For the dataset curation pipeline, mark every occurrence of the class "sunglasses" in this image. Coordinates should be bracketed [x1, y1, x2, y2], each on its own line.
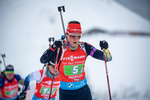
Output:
[5, 72, 14, 76]
[68, 33, 81, 39]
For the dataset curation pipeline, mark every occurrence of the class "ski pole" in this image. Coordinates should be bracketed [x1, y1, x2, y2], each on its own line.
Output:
[1, 54, 6, 68]
[48, 6, 66, 99]
[27, 89, 31, 100]
[48, 37, 57, 100]
[58, 6, 65, 35]
[102, 49, 112, 100]
[49, 37, 55, 47]
[57, 5, 66, 71]
[48, 47, 60, 100]
[0, 60, 2, 74]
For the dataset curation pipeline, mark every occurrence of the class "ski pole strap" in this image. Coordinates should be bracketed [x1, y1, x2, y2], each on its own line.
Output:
[103, 49, 112, 61]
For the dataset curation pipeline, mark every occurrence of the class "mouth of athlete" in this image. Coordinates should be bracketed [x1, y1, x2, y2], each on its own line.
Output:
[73, 42, 77, 44]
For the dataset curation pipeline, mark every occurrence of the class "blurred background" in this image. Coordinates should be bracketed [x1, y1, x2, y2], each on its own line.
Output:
[0, 0, 150, 100]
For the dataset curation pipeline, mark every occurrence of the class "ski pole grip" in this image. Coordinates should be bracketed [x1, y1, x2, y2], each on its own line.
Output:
[58, 6, 65, 12]
[1, 54, 6, 58]
[61, 35, 66, 40]
[49, 37, 54, 42]
[49, 37, 55, 47]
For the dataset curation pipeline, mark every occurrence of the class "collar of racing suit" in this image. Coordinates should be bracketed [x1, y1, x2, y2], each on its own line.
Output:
[66, 41, 79, 51]
[46, 67, 59, 78]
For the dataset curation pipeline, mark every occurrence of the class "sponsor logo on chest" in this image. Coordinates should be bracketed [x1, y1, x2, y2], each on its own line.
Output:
[4, 84, 18, 90]
[63, 55, 85, 61]
[42, 80, 60, 85]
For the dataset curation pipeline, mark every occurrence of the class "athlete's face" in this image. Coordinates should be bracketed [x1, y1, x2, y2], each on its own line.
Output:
[48, 65, 58, 75]
[5, 72, 14, 80]
[66, 32, 81, 47]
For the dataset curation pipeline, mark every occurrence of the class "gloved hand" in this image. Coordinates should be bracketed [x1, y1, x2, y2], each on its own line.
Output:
[18, 90, 27, 100]
[52, 39, 63, 49]
[100, 40, 108, 50]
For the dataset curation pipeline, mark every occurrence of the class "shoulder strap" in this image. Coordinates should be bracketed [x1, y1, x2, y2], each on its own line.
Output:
[0, 76, 5, 89]
[58, 45, 66, 71]
[37, 66, 47, 83]
[79, 42, 86, 54]
[60, 45, 66, 61]
[14, 75, 18, 82]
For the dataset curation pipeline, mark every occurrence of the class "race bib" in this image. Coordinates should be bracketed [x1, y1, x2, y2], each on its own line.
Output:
[40, 87, 57, 95]
[5, 89, 17, 96]
[64, 64, 84, 76]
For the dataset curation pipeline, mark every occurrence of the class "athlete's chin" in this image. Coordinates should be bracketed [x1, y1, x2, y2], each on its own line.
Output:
[71, 42, 78, 47]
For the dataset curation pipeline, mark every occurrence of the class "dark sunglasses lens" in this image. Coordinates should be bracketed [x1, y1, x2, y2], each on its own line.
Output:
[70, 35, 81, 39]
[77, 36, 81, 39]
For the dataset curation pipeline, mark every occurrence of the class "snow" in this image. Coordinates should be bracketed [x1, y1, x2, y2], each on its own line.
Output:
[0, 0, 150, 100]
[82, 34, 150, 100]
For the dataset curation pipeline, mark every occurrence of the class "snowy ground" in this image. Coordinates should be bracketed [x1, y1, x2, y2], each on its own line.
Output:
[0, 0, 150, 100]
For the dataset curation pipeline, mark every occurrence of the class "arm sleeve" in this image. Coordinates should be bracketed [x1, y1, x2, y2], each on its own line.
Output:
[14, 74, 24, 85]
[0, 77, 4, 89]
[23, 70, 42, 91]
[40, 46, 62, 64]
[84, 42, 112, 61]
[40, 47, 57, 64]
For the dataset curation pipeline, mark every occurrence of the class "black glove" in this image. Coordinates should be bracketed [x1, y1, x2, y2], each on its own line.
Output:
[18, 90, 27, 100]
[52, 39, 63, 49]
[18, 86, 21, 92]
[100, 40, 108, 50]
